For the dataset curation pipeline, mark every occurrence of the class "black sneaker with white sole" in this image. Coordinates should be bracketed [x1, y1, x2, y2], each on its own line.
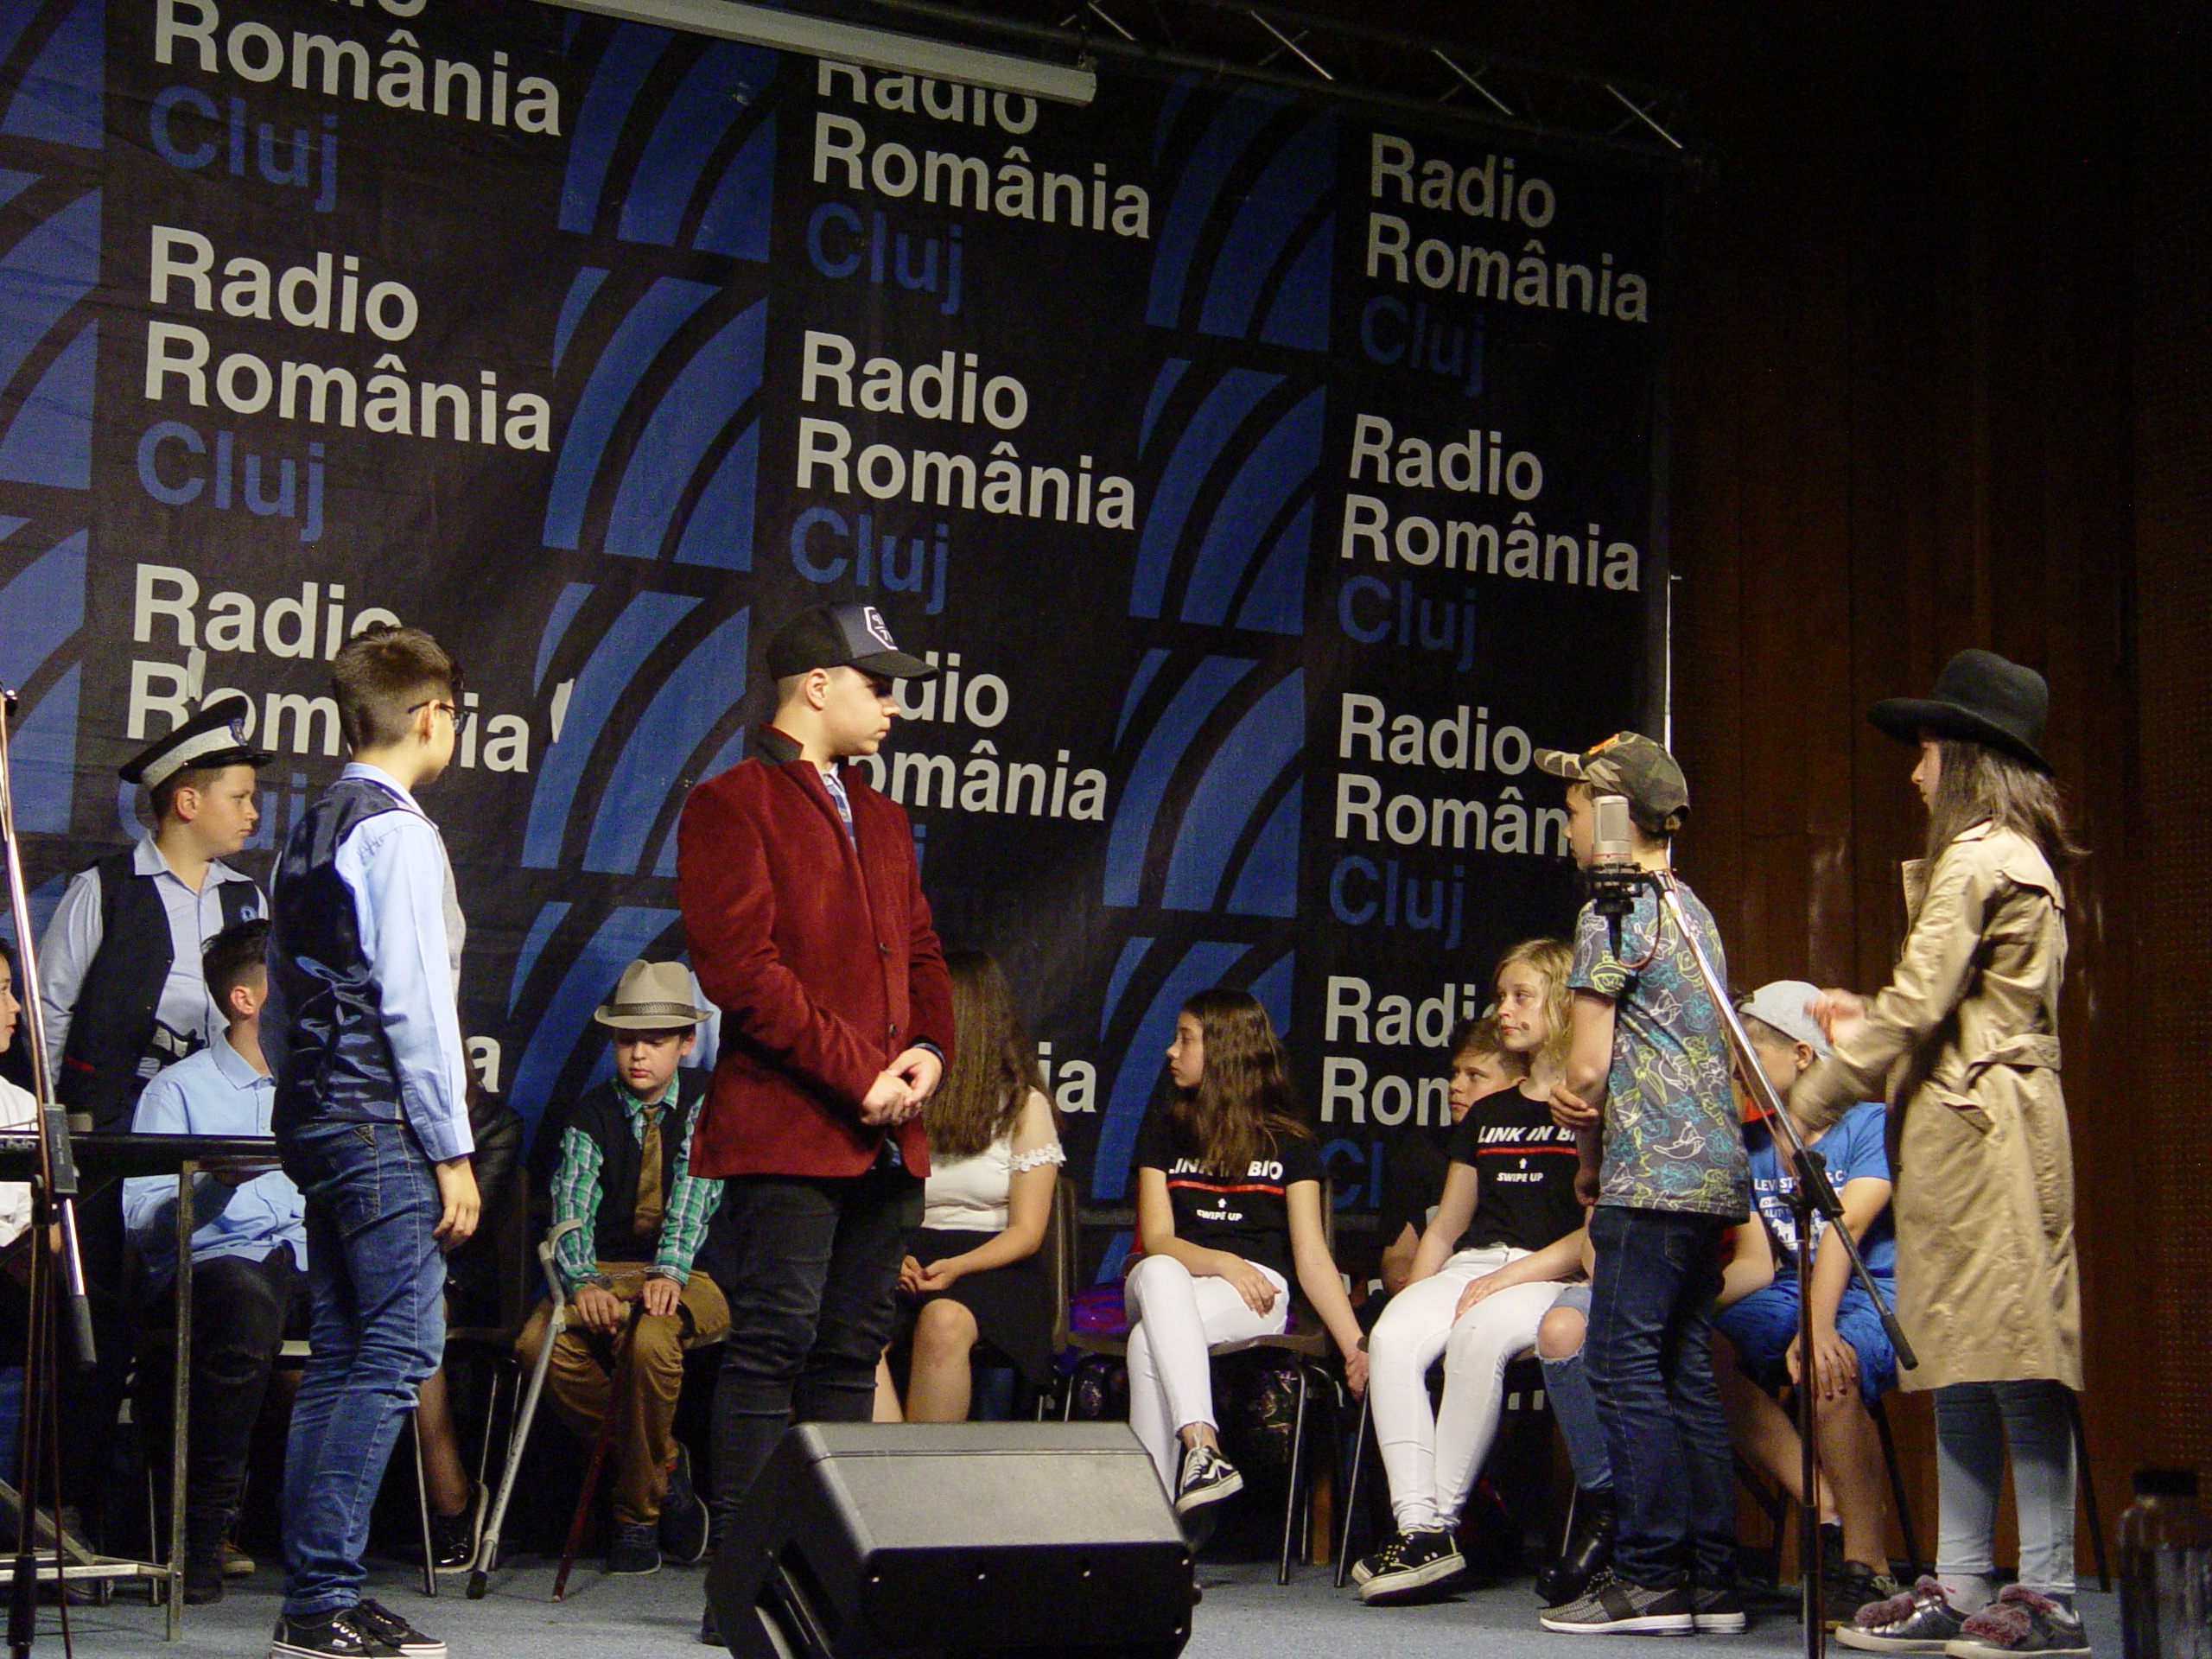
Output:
[1357, 1528, 1465, 1604]
[660, 1443, 711, 1567]
[270, 1609, 402, 1659]
[1173, 1443, 1243, 1515]
[1694, 1584, 1749, 1633]
[1537, 1569, 1696, 1634]
[350, 1599, 447, 1659]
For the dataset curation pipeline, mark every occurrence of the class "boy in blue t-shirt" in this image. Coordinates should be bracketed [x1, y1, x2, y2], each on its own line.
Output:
[1714, 980, 1899, 1622]
[1535, 734, 1747, 1637]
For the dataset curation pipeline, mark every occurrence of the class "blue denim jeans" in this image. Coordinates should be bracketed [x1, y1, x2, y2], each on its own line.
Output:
[277, 1120, 447, 1618]
[1585, 1204, 1736, 1591]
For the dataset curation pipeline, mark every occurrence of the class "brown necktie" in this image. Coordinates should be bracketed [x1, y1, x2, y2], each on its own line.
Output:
[632, 1103, 664, 1241]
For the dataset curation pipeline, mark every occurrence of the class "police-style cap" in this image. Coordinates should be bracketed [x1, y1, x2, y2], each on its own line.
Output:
[764, 603, 938, 682]
[1532, 731, 1689, 833]
[120, 701, 274, 788]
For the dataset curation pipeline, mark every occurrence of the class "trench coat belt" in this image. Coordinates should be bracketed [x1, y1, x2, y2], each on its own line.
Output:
[1959, 1033, 2061, 1081]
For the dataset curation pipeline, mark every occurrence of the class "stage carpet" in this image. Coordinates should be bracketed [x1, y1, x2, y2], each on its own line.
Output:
[58, 1556, 2120, 1657]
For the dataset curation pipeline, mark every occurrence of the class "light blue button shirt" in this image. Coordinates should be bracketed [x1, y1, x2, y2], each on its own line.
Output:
[124, 1037, 305, 1282]
[330, 762, 472, 1163]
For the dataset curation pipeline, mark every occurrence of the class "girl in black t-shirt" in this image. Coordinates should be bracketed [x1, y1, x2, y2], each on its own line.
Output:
[1354, 938, 1587, 1603]
[1128, 988, 1367, 1516]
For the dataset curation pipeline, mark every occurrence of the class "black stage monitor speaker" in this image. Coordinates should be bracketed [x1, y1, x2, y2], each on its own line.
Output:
[706, 1423, 1195, 1659]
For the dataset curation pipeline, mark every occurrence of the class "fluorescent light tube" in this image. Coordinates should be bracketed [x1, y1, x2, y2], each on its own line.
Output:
[539, 0, 1097, 105]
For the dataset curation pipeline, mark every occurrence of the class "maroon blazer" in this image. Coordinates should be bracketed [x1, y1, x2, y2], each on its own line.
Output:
[675, 726, 953, 1179]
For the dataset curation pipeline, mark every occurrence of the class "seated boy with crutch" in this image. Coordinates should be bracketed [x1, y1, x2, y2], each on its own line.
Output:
[515, 960, 728, 1574]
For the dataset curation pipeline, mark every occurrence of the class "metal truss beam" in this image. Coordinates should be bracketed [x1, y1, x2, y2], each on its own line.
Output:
[820, 0, 1694, 163]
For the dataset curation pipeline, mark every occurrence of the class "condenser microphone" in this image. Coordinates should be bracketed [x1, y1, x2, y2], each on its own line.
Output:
[1588, 792, 1639, 958]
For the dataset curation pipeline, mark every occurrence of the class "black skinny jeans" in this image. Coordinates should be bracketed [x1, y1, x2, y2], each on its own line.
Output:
[709, 1166, 919, 1536]
[139, 1246, 308, 1554]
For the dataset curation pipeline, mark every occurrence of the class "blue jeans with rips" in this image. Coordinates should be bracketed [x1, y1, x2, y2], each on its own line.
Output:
[276, 1120, 447, 1618]
[1584, 1204, 1737, 1592]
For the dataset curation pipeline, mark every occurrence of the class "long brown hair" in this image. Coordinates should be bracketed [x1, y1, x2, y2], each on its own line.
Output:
[924, 950, 1046, 1160]
[1923, 739, 2085, 870]
[1166, 988, 1310, 1175]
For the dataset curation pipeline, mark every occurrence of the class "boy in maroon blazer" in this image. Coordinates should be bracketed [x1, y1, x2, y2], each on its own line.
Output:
[676, 603, 952, 1617]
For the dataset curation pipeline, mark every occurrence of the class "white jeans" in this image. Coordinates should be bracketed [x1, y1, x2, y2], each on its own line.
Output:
[1936, 1379, 2077, 1596]
[1123, 1253, 1290, 1491]
[1369, 1245, 1560, 1532]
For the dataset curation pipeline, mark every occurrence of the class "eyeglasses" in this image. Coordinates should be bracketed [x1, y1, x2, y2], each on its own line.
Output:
[408, 698, 473, 734]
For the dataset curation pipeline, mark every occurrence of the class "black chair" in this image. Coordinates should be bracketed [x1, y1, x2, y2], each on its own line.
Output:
[1332, 1344, 1551, 1587]
[1735, 1387, 1923, 1585]
[1063, 1179, 1343, 1584]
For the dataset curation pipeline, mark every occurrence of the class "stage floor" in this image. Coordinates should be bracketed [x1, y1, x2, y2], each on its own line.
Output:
[44, 1555, 2124, 1659]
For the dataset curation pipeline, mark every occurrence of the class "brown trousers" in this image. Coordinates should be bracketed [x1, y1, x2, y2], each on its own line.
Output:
[515, 1262, 730, 1524]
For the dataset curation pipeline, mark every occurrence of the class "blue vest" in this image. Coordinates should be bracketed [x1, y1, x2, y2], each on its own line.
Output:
[264, 777, 409, 1137]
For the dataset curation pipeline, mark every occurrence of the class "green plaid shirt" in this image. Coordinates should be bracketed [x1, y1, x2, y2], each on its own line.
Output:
[549, 1080, 723, 1292]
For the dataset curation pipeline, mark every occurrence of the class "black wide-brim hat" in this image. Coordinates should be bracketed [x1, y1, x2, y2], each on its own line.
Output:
[1867, 648, 2051, 773]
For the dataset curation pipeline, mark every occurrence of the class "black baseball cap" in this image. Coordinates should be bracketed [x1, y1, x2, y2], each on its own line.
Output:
[120, 699, 274, 787]
[764, 603, 938, 681]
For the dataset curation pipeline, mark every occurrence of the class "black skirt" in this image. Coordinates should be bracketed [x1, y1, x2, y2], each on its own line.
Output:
[892, 1226, 1054, 1387]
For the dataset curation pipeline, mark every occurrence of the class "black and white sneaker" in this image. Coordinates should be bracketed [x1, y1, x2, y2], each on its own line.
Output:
[1173, 1443, 1243, 1515]
[270, 1609, 403, 1659]
[1537, 1569, 1696, 1634]
[1357, 1528, 1465, 1603]
[1694, 1583, 1749, 1633]
[350, 1600, 447, 1659]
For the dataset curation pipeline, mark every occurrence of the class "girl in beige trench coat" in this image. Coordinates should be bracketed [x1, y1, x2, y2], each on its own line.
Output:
[1789, 650, 2090, 1659]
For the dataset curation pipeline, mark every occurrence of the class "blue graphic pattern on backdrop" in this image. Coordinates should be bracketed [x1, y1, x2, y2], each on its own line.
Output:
[524, 591, 699, 868]
[3, 0, 101, 149]
[543, 277, 717, 550]
[1160, 668, 1302, 914]
[582, 607, 748, 875]
[603, 297, 764, 565]
[1149, 92, 1332, 348]
[0, 187, 98, 487]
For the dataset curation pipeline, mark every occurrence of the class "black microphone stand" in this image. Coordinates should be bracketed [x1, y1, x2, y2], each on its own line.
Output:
[0, 690, 99, 1659]
[1589, 859, 1913, 1659]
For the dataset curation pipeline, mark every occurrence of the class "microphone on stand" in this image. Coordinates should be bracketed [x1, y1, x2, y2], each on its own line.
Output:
[1587, 792, 1640, 959]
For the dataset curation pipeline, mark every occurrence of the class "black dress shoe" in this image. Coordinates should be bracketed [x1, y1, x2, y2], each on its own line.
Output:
[1535, 1487, 1617, 1606]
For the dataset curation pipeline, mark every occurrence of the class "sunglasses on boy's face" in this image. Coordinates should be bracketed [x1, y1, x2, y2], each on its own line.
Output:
[408, 698, 473, 734]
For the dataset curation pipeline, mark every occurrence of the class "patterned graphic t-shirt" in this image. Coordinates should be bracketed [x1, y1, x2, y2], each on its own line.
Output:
[1569, 879, 1749, 1219]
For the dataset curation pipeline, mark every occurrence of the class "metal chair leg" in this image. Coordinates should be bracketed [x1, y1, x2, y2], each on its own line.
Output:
[1871, 1396, 1923, 1578]
[2067, 1391, 2109, 1592]
[1277, 1365, 1311, 1586]
[1335, 1389, 1371, 1588]
[412, 1409, 437, 1599]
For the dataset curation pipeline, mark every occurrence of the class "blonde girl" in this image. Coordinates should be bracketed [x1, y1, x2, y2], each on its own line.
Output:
[1354, 939, 1588, 1603]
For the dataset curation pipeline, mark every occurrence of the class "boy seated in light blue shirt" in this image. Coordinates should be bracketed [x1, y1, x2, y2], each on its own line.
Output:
[124, 918, 307, 1605]
[1713, 979, 1899, 1620]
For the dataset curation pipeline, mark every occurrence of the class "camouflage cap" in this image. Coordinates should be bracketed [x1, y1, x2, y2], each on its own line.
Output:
[1531, 731, 1689, 833]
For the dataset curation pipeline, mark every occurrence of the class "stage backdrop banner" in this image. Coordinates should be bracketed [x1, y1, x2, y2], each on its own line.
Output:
[0, 0, 1667, 1267]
